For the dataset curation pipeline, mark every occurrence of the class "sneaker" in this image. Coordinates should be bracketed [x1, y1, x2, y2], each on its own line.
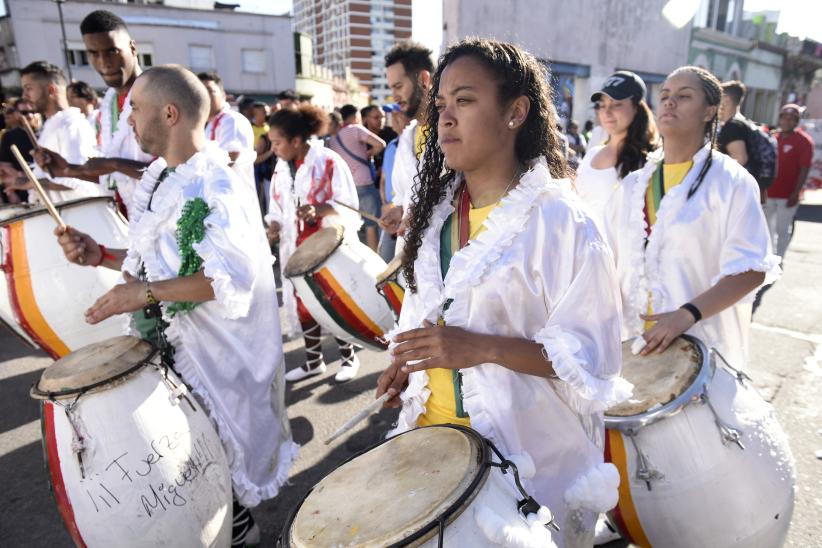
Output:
[594, 515, 622, 545]
[285, 361, 327, 382]
[334, 354, 360, 383]
[243, 523, 260, 546]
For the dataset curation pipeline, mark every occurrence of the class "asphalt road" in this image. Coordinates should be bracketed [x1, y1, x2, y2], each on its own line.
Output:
[1, 201, 821, 546]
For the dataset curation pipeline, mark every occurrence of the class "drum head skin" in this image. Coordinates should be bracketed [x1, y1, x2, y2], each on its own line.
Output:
[376, 253, 404, 286]
[607, 338, 702, 417]
[284, 226, 345, 278]
[0, 197, 112, 226]
[32, 336, 156, 400]
[289, 426, 484, 547]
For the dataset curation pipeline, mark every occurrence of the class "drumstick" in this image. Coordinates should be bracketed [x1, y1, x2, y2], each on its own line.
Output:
[324, 393, 391, 445]
[332, 199, 382, 224]
[10, 145, 66, 230]
[19, 115, 55, 177]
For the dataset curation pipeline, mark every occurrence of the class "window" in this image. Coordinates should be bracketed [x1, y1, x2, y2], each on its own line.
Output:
[189, 45, 213, 71]
[138, 53, 153, 67]
[67, 49, 89, 67]
[241, 49, 265, 73]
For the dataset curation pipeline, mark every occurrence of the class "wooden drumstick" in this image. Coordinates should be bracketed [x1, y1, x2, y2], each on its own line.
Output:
[324, 393, 391, 445]
[10, 145, 66, 230]
[332, 199, 382, 224]
[19, 115, 55, 177]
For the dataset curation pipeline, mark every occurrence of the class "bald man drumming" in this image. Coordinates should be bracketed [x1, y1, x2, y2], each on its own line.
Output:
[54, 65, 296, 545]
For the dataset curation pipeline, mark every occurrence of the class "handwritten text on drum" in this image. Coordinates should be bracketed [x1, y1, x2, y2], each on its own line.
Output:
[81, 431, 221, 518]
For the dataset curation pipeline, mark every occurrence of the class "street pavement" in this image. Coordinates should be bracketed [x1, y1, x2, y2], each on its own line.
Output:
[1, 200, 821, 546]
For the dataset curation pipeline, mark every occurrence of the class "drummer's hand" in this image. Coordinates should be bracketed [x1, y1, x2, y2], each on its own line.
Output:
[379, 205, 402, 234]
[0, 162, 20, 183]
[639, 309, 695, 356]
[376, 360, 408, 409]
[54, 225, 101, 266]
[85, 272, 143, 324]
[34, 147, 68, 176]
[266, 221, 281, 244]
[391, 320, 482, 374]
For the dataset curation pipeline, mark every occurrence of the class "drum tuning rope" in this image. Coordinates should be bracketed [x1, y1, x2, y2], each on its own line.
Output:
[52, 394, 88, 479]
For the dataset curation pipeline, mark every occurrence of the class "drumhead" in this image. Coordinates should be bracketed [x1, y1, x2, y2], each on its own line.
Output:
[287, 426, 486, 547]
[606, 337, 702, 417]
[0, 196, 114, 226]
[31, 336, 157, 400]
[283, 226, 344, 278]
[376, 253, 404, 286]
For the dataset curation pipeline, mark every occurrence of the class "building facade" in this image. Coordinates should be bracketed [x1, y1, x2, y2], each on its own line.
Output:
[294, 32, 370, 110]
[442, 0, 692, 127]
[0, 0, 296, 100]
[294, 0, 412, 103]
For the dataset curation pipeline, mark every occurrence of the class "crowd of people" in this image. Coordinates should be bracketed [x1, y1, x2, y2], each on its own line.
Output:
[0, 6, 814, 548]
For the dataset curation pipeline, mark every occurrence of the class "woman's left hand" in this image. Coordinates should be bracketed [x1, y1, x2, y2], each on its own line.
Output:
[296, 204, 318, 223]
[638, 308, 695, 355]
[391, 320, 486, 373]
[85, 272, 145, 324]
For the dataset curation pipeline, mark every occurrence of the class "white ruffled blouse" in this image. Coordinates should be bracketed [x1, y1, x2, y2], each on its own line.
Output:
[603, 145, 781, 370]
[389, 161, 630, 547]
[122, 142, 297, 507]
[265, 140, 361, 337]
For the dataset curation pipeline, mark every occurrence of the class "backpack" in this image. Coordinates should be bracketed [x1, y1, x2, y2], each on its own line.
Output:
[743, 118, 778, 190]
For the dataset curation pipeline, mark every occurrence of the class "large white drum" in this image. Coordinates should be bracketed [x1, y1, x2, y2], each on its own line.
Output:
[284, 226, 394, 350]
[375, 252, 405, 322]
[31, 336, 233, 548]
[282, 425, 558, 547]
[604, 335, 795, 547]
[0, 197, 128, 358]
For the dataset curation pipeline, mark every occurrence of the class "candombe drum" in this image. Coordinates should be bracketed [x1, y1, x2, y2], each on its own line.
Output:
[281, 425, 558, 547]
[31, 336, 233, 548]
[604, 335, 795, 547]
[375, 253, 405, 322]
[0, 203, 36, 346]
[0, 197, 129, 358]
[284, 226, 394, 350]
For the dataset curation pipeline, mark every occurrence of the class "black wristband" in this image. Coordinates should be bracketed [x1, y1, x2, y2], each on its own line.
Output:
[680, 302, 702, 323]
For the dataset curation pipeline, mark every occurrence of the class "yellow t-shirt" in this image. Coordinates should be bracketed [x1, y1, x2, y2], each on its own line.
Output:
[418, 202, 497, 427]
[252, 123, 269, 147]
[414, 124, 427, 159]
[644, 161, 693, 328]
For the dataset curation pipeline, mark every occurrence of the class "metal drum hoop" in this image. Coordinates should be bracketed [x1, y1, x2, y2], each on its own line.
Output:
[605, 334, 714, 433]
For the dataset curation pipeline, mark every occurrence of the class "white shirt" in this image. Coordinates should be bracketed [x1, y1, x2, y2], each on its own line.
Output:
[123, 142, 297, 507]
[390, 119, 419, 211]
[265, 140, 361, 337]
[603, 145, 781, 370]
[31, 107, 100, 203]
[98, 88, 153, 214]
[389, 160, 630, 547]
[574, 144, 620, 230]
[205, 104, 256, 191]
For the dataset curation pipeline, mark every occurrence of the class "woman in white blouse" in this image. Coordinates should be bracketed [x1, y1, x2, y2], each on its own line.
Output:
[576, 71, 659, 229]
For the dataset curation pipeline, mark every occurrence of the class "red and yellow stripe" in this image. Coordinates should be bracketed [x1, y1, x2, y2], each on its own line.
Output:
[4, 223, 69, 358]
[307, 267, 387, 349]
[42, 402, 87, 547]
[604, 429, 651, 547]
[378, 280, 404, 319]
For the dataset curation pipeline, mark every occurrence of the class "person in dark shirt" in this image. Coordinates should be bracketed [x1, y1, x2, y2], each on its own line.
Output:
[717, 80, 750, 168]
[0, 99, 37, 203]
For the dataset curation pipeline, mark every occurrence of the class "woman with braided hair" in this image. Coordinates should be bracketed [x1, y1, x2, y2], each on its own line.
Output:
[603, 66, 779, 370]
[375, 38, 629, 546]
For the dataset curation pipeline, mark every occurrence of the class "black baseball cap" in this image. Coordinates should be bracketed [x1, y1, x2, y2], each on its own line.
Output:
[591, 71, 647, 102]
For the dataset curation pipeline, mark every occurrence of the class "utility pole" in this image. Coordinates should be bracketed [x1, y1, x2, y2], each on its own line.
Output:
[55, 0, 73, 81]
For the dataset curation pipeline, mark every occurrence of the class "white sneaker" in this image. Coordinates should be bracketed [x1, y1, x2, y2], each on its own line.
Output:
[594, 514, 622, 545]
[334, 355, 360, 383]
[244, 523, 260, 546]
[285, 362, 327, 382]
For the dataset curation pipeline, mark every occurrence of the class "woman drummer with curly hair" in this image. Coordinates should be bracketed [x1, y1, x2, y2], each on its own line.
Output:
[376, 38, 629, 546]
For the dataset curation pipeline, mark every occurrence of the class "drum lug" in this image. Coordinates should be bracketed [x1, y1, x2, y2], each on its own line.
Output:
[55, 397, 89, 479]
[701, 393, 746, 450]
[626, 431, 663, 490]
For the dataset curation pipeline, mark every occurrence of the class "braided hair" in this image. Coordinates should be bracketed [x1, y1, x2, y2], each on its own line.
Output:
[666, 66, 722, 199]
[401, 38, 570, 292]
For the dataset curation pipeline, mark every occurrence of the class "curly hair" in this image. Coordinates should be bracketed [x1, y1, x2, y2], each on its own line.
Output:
[401, 37, 570, 292]
[268, 104, 328, 141]
[666, 65, 721, 199]
[612, 98, 660, 178]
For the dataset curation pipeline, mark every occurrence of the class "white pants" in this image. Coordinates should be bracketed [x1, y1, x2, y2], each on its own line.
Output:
[763, 198, 799, 260]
